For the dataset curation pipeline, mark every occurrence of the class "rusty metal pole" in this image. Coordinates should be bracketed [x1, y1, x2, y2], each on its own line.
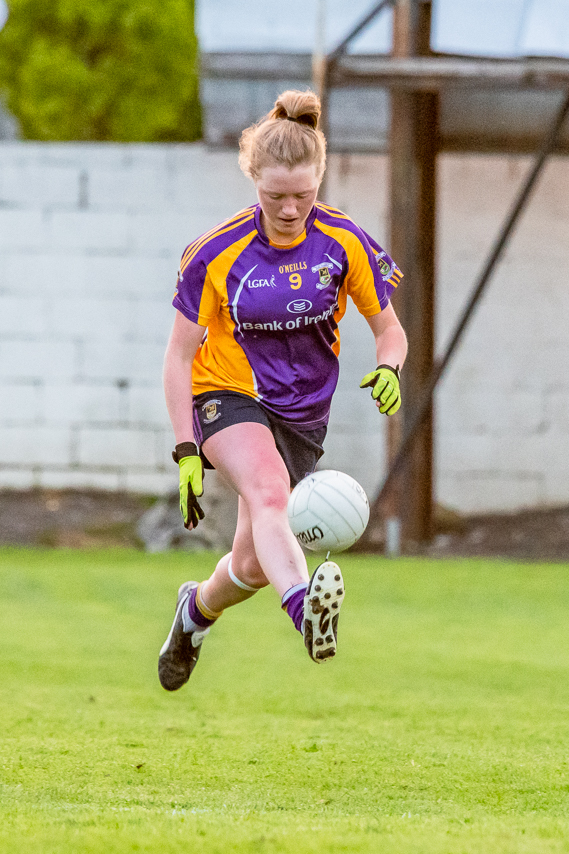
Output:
[387, 0, 438, 549]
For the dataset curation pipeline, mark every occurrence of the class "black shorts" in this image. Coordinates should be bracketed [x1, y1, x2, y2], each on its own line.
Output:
[192, 391, 326, 488]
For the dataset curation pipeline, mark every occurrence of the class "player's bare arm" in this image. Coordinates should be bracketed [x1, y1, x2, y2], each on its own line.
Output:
[163, 312, 206, 444]
[163, 313, 208, 531]
[366, 303, 407, 370]
[359, 305, 408, 415]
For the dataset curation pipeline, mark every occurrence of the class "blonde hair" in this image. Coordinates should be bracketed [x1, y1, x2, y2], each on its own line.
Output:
[238, 90, 327, 182]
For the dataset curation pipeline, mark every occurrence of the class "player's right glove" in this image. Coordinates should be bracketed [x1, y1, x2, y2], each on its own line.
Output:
[359, 364, 401, 415]
[172, 442, 205, 530]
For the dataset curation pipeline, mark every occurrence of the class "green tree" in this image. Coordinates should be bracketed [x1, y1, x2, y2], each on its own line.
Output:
[0, 0, 201, 141]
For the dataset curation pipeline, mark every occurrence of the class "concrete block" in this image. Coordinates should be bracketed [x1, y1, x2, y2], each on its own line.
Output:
[0, 253, 7, 294]
[0, 382, 42, 424]
[38, 468, 122, 492]
[437, 433, 547, 476]
[78, 426, 159, 467]
[121, 145, 171, 170]
[47, 297, 136, 339]
[127, 385, 169, 426]
[89, 167, 172, 212]
[81, 340, 164, 383]
[322, 428, 385, 498]
[440, 344, 527, 399]
[0, 426, 71, 465]
[5, 254, 88, 297]
[543, 467, 569, 505]
[36, 142, 135, 170]
[171, 148, 253, 215]
[127, 212, 207, 255]
[0, 468, 37, 489]
[0, 297, 48, 335]
[49, 211, 129, 251]
[43, 382, 122, 425]
[527, 344, 569, 391]
[0, 340, 78, 380]
[156, 426, 175, 467]
[328, 153, 388, 239]
[0, 162, 80, 208]
[0, 211, 48, 250]
[437, 389, 546, 438]
[545, 391, 569, 431]
[165, 144, 207, 171]
[437, 471, 545, 514]
[82, 255, 176, 299]
[130, 299, 173, 343]
[329, 380, 382, 432]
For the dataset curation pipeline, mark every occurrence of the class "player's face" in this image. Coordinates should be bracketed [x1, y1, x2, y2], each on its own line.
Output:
[255, 163, 320, 244]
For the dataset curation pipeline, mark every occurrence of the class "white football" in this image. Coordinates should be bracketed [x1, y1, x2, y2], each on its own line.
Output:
[287, 469, 370, 553]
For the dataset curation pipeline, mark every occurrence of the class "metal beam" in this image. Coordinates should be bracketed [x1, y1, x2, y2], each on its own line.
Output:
[330, 55, 569, 89]
[202, 52, 569, 90]
[367, 89, 569, 522]
[328, 0, 394, 62]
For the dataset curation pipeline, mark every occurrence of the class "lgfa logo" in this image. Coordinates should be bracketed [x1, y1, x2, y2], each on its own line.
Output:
[248, 275, 276, 289]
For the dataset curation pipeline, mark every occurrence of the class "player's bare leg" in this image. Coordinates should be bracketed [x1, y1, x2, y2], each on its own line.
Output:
[204, 421, 344, 660]
[201, 497, 269, 613]
[202, 421, 309, 598]
[159, 422, 342, 689]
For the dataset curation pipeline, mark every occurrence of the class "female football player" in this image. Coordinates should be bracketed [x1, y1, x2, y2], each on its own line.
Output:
[158, 89, 407, 691]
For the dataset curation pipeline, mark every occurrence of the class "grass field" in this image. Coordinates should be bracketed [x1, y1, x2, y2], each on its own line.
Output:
[2, 547, 569, 853]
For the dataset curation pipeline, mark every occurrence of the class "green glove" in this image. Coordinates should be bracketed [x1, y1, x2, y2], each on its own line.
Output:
[172, 442, 205, 530]
[359, 364, 401, 415]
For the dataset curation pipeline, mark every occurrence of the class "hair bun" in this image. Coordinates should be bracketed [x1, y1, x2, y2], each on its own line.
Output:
[238, 88, 327, 181]
[272, 90, 320, 130]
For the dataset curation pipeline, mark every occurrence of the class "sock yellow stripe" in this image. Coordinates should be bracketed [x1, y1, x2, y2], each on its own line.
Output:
[196, 582, 223, 620]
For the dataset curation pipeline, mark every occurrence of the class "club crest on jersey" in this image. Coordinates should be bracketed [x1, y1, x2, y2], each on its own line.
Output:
[202, 399, 221, 422]
[375, 251, 393, 278]
[311, 262, 333, 289]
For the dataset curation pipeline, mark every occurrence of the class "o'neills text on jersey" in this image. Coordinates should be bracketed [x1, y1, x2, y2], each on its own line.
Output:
[278, 262, 307, 274]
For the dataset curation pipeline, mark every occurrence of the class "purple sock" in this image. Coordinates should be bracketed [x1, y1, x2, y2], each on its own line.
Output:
[282, 583, 308, 634]
[186, 587, 216, 629]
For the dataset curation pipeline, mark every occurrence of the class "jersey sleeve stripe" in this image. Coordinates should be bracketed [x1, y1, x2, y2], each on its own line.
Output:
[180, 208, 256, 270]
[179, 207, 256, 271]
[180, 212, 256, 275]
[181, 205, 255, 258]
[315, 202, 351, 220]
[387, 269, 403, 287]
[314, 219, 383, 317]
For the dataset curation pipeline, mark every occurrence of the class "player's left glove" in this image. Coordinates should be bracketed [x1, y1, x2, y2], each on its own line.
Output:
[172, 442, 205, 530]
[359, 364, 401, 415]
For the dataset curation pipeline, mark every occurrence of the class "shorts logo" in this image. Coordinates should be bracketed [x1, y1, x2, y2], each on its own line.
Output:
[287, 299, 312, 313]
[202, 399, 222, 422]
[311, 262, 333, 289]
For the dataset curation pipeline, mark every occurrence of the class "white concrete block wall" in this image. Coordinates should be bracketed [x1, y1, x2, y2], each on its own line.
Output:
[0, 142, 568, 513]
[436, 154, 569, 512]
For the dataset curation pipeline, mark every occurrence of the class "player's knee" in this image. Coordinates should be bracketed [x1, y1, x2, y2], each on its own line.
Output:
[249, 477, 290, 516]
[233, 553, 269, 589]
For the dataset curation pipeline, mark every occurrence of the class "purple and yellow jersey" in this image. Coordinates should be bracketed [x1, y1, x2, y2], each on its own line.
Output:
[173, 202, 403, 427]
